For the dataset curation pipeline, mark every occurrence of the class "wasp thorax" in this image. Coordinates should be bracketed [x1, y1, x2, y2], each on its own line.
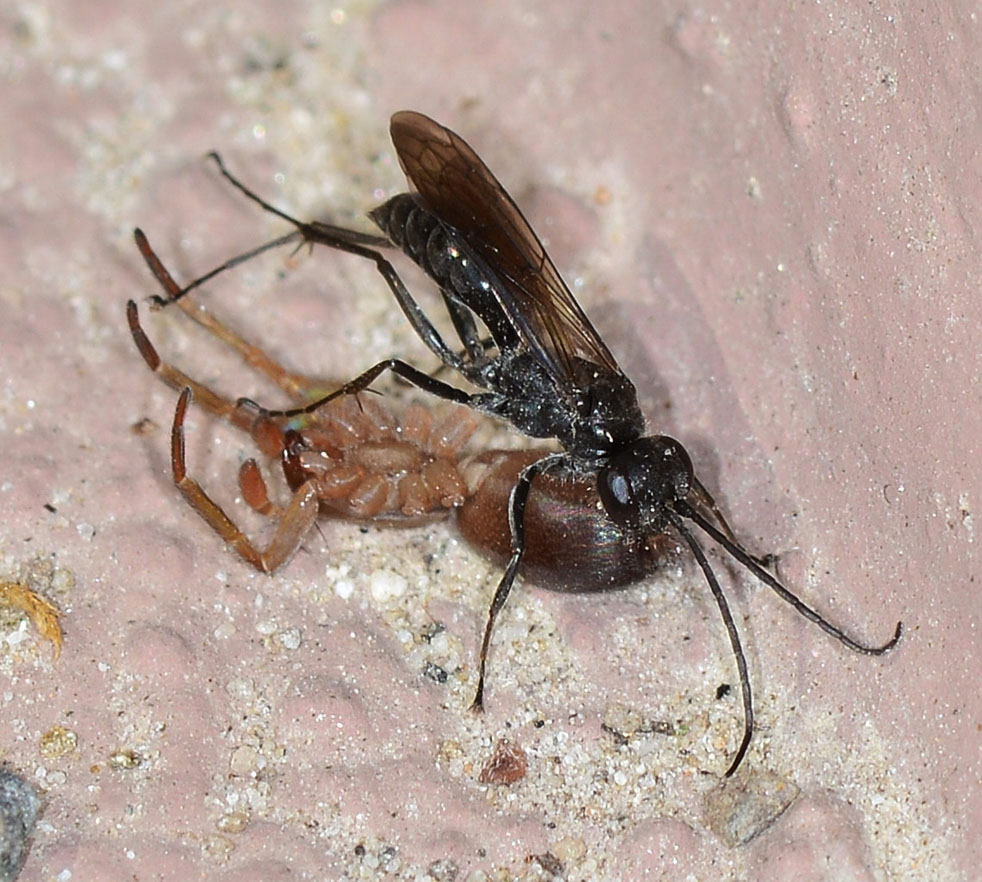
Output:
[597, 436, 693, 530]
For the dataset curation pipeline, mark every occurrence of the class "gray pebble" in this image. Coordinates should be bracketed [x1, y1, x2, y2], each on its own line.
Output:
[0, 768, 40, 882]
[704, 767, 799, 847]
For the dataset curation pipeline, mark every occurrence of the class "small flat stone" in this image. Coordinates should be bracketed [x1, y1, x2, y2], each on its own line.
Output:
[704, 767, 800, 847]
[0, 767, 40, 882]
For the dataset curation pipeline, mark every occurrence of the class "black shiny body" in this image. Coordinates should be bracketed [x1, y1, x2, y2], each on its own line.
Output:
[369, 191, 646, 462]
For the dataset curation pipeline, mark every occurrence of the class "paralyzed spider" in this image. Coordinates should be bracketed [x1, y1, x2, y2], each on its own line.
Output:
[126, 239, 477, 573]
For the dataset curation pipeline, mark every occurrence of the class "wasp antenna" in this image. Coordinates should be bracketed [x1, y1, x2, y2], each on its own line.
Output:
[676, 499, 902, 656]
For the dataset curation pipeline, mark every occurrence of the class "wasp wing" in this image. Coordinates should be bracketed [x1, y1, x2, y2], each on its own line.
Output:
[389, 111, 625, 393]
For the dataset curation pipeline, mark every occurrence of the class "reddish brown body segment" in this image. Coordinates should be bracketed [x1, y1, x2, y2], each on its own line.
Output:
[459, 450, 676, 592]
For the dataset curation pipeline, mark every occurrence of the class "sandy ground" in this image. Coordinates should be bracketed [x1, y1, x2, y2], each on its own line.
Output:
[0, 1, 978, 880]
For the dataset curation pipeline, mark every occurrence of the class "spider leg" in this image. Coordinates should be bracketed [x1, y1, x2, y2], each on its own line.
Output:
[171, 387, 318, 573]
[239, 459, 282, 516]
[127, 299, 255, 433]
[133, 229, 319, 400]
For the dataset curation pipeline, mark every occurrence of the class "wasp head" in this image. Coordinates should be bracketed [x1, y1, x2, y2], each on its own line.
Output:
[597, 436, 693, 532]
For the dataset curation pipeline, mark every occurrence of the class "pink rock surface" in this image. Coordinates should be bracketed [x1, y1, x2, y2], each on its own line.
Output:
[0, 1, 976, 880]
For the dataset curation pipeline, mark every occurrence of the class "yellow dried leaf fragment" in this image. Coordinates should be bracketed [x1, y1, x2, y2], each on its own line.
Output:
[0, 580, 63, 659]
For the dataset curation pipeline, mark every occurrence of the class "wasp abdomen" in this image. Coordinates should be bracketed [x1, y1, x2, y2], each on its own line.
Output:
[371, 195, 500, 319]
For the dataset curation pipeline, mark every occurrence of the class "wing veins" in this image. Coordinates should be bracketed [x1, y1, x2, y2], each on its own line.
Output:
[389, 111, 624, 393]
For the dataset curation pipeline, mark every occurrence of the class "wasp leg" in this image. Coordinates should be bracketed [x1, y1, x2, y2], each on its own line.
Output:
[470, 452, 567, 711]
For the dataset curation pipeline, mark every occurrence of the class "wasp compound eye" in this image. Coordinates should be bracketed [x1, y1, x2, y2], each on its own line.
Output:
[598, 436, 693, 531]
